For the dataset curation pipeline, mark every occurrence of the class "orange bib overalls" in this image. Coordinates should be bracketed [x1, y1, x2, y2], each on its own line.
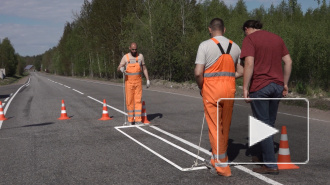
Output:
[125, 54, 142, 123]
[202, 38, 236, 176]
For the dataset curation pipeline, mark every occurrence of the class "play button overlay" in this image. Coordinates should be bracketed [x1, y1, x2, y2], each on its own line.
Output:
[249, 116, 279, 147]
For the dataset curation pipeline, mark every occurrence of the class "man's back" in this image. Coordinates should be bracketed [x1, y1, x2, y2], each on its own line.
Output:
[241, 30, 289, 92]
[195, 36, 241, 70]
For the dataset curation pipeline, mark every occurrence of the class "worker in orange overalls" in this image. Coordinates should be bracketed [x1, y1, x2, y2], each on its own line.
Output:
[194, 18, 243, 176]
[117, 42, 150, 125]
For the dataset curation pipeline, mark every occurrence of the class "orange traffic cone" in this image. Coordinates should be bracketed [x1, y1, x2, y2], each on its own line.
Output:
[0, 101, 7, 121]
[141, 101, 150, 124]
[58, 100, 70, 120]
[99, 99, 112, 121]
[277, 126, 299, 170]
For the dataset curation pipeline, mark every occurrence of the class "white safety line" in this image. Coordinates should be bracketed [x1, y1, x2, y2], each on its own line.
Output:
[0, 77, 30, 129]
[151, 126, 211, 155]
[151, 125, 283, 185]
[115, 126, 185, 171]
[136, 126, 206, 162]
[64, 85, 71, 88]
[72, 89, 84, 95]
[87, 96, 127, 115]
[4, 97, 9, 102]
[235, 165, 283, 185]
[115, 126, 207, 172]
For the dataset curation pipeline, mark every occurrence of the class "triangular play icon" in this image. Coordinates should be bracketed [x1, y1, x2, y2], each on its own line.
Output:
[249, 116, 279, 147]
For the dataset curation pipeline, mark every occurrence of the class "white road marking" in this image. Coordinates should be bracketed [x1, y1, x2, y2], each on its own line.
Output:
[0, 77, 30, 129]
[72, 89, 84, 95]
[87, 96, 127, 115]
[4, 97, 9, 102]
[115, 126, 207, 172]
[64, 85, 71, 88]
[150, 126, 283, 184]
[136, 126, 206, 162]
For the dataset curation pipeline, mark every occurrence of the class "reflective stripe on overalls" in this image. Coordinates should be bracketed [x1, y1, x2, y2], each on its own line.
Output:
[125, 54, 142, 123]
[202, 38, 236, 176]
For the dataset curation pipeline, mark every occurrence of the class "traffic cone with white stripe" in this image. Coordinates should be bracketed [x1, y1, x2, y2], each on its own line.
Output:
[141, 101, 150, 124]
[99, 99, 112, 121]
[58, 99, 70, 120]
[277, 126, 299, 170]
[0, 101, 7, 121]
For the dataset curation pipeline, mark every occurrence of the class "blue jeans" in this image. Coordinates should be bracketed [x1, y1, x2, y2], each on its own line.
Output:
[249, 83, 283, 169]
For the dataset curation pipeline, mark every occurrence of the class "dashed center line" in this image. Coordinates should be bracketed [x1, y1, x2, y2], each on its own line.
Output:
[72, 89, 84, 95]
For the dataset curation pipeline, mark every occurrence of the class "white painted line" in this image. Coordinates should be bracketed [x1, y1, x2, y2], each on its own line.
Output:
[235, 165, 283, 185]
[4, 97, 9, 102]
[2, 103, 5, 107]
[115, 126, 207, 172]
[151, 126, 211, 155]
[0, 77, 30, 129]
[115, 127, 184, 171]
[64, 85, 71, 88]
[87, 96, 127, 115]
[150, 126, 282, 185]
[58, 83, 63, 85]
[72, 89, 84, 95]
[136, 126, 206, 162]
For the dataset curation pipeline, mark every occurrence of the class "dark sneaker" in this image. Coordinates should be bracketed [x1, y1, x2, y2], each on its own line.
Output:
[253, 165, 279, 175]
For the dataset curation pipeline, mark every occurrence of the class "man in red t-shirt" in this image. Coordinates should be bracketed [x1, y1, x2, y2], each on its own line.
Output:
[240, 20, 292, 175]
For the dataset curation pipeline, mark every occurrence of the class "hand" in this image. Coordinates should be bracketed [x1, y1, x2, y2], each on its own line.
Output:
[199, 89, 203, 97]
[282, 85, 289, 97]
[120, 67, 124, 73]
[243, 89, 251, 103]
[146, 80, 150, 88]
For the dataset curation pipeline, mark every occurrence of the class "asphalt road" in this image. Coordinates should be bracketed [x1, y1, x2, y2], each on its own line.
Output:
[0, 72, 329, 185]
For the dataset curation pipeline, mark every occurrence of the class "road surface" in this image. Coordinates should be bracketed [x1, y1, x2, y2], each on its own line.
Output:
[0, 72, 329, 184]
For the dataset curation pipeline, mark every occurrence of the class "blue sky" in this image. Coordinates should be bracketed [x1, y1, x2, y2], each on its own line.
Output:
[0, 0, 326, 56]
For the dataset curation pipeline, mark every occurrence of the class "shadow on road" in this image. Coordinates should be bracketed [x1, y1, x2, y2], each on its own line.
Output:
[147, 113, 162, 121]
[227, 138, 280, 162]
[22, 122, 55, 127]
[0, 94, 10, 99]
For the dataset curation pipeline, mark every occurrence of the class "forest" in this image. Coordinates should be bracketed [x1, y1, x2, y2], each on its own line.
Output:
[2, 0, 330, 94]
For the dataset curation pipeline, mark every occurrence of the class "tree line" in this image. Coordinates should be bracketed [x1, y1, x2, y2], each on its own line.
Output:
[0, 38, 26, 77]
[22, 0, 330, 93]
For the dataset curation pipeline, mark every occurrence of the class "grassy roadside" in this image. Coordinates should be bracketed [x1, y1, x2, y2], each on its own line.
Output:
[0, 72, 29, 86]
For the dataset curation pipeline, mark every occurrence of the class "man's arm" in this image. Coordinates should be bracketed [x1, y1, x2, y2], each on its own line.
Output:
[235, 60, 244, 78]
[243, 56, 254, 102]
[117, 58, 126, 72]
[142, 64, 149, 81]
[282, 54, 292, 96]
[194, 64, 204, 90]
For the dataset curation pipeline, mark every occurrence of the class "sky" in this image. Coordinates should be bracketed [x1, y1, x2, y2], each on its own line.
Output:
[0, 0, 326, 57]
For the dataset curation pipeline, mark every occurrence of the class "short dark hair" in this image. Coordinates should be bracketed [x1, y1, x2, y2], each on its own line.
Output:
[209, 18, 225, 32]
[242, 20, 263, 31]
